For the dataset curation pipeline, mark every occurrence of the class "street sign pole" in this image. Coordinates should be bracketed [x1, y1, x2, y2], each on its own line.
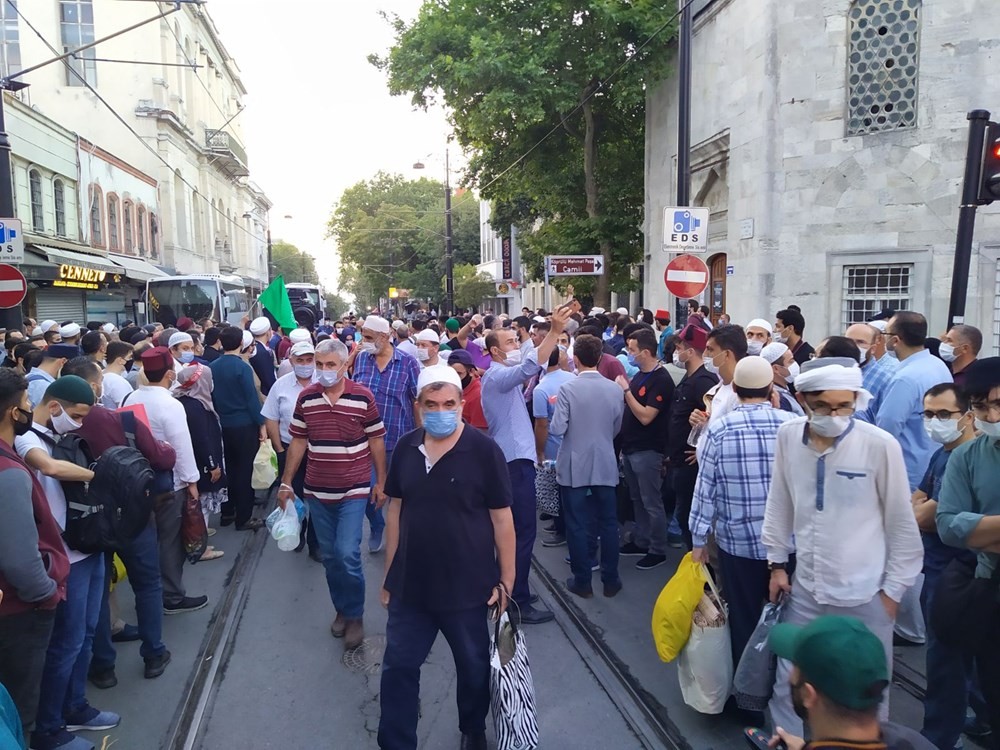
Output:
[544, 257, 551, 313]
[0, 88, 23, 330]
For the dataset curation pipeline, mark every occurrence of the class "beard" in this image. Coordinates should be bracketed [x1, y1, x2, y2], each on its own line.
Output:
[792, 684, 809, 721]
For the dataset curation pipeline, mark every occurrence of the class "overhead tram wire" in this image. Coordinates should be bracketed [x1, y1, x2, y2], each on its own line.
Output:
[8, 1, 265, 248]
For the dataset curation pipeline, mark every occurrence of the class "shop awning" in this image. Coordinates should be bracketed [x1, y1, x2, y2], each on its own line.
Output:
[109, 254, 170, 283]
[32, 245, 123, 275]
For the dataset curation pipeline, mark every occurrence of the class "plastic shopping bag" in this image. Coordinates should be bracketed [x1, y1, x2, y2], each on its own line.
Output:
[266, 498, 306, 532]
[534, 462, 560, 517]
[677, 565, 733, 714]
[733, 596, 786, 711]
[651, 552, 706, 662]
[490, 609, 539, 750]
[251, 441, 278, 490]
[893, 573, 926, 645]
[270, 501, 302, 552]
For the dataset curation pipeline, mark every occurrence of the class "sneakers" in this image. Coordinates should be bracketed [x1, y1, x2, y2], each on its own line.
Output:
[619, 541, 648, 556]
[65, 706, 121, 732]
[330, 613, 346, 638]
[635, 553, 668, 570]
[30, 728, 95, 750]
[564, 556, 599, 571]
[144, 650, 171, 679]
[344, 618, 364, 650]
[163, 595, 209, 615]
[368, 528, 385, 553]
[667, 533, 685, 549]
[87, 667, 117, 690]
[541, 533, 567, 547]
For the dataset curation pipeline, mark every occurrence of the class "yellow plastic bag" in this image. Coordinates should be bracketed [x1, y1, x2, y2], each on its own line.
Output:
[651, 552, 706, 663]
[109, 554, 127, 592]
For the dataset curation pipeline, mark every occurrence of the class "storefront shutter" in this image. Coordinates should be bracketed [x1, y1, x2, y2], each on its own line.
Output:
[34, 288, 86, 324]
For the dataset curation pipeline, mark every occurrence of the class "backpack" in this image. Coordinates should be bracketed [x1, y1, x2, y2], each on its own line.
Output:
[87, 445, 156, 547]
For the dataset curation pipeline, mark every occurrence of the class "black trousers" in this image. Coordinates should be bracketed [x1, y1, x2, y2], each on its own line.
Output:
[977, 620, 1000, 750]
[716, 549, 770, 669]
[221, 426, 260, 526]
[669, 463, 699, 550]
[0, 608, 57, 743]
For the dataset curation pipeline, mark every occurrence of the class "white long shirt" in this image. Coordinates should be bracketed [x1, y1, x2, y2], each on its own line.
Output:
[761, 417, 923, 606]
[261, 372, 313, 444]
[127, 385, 200, 490]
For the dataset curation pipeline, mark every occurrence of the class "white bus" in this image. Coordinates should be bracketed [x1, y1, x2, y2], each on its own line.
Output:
[285, 282, 326, 329]
[145, 274, 249, 327]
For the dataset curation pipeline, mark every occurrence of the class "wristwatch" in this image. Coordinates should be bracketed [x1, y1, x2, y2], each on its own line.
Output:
[767, 562, 787, 572]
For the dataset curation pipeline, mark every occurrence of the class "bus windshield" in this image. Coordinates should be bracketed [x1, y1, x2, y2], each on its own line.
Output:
[147, 278, 219, 325]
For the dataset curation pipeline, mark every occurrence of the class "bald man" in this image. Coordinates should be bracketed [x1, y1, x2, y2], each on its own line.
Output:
[939, 324, 982, 388]
[845, 323, 897, 423]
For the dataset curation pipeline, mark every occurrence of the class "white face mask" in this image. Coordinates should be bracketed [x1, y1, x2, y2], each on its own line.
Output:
[416, 348, 430, 362]
[747, 340, 764, 356]
[504, 348, 522, 365]
[786, 361, 801, 381]
[51, 407, 83, 435]
[773, 331, 788, 344]
[359, 341, 377, 354]
[938, 343, 957, 363]
[703, 352, 722, 376]
[975, 418, 1000, 439]
[857, 344, 871, 362]
[924, 417, 964, 445]
[808, 414, 851, 438]
[672, 350, 685, 368]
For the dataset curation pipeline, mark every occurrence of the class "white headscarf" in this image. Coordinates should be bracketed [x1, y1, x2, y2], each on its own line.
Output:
[793, 362, 872, 412]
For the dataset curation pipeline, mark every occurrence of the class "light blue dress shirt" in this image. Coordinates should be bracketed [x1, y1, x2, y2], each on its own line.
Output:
[481, 339, 542, 463]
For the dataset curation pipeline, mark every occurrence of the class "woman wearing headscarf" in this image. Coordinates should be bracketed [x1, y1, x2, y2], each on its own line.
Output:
[175, 363, 226, 561]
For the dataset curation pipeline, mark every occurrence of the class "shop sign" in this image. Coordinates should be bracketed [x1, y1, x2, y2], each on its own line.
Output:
[59, 264, 107, 283]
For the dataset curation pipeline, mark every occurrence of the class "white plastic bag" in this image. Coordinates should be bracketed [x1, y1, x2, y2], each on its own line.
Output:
[677, 566, 733, 714]
[251, 441, 278, 490]
[270, 501, 301, 552]
[893, 572, 926, 645]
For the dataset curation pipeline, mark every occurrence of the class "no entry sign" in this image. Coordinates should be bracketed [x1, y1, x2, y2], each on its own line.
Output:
[0, 264, 26, 309]
[664, 254, 709, 298]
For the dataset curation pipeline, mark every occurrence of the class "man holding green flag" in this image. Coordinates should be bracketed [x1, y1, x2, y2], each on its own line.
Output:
[258, 276, 298, 334]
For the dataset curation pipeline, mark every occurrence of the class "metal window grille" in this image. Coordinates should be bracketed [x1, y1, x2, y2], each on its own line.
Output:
[107, 196, 119, 250]
[54, 179, 66, 237]
[847, 0, 920, 136]
[28, 170, 42, 232]
[841, 264, 912, 329]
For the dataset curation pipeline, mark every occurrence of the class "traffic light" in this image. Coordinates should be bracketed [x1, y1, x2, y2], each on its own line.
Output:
[979, 121, 1000, 205]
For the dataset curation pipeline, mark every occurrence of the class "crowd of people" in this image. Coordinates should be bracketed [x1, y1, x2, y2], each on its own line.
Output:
[0, 297, 996, 750]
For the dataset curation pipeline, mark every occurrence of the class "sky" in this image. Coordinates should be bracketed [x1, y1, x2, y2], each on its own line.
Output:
[205, 0, 454, 294]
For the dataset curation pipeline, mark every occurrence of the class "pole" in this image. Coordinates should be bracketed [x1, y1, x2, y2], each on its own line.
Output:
[0, 93, 23, 331]
[947, 109, 991, 329]
[544, 256, 551, 313]
[676, 0, 692, 207]
[266, 226, 273, 284]
[444, 146, 454, 316]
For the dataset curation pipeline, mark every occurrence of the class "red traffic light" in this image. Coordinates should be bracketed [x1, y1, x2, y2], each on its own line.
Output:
[979, 123, 1000, 205]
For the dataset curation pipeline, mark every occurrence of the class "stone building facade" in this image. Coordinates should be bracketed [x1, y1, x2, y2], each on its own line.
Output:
[644, 0, 1000, 349]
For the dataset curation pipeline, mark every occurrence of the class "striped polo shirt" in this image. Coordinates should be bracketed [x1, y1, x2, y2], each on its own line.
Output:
[290, 379, 386, 503]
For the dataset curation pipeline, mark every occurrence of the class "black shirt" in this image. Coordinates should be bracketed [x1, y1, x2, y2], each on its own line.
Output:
[619, 366, 675, 455]
[791, 339, 815, 366]
[201, 347, 221, 363]
[384, 425, 512, 612]
[665, 364, 718, 464]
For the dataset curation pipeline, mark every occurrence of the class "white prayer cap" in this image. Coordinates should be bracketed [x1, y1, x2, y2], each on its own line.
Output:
[362, 315, 391, 335]
[289, 328, 312, 344]
[868, 320, 888, 333]
[31, 326, 43, 337]
[167, 332, 193, 349]
[794, 361, 871, 411]
[760, 342, 789, 365]
[414, 329, 440, 344]
[746, 318, 773, 334]
[40, 320, 58, 333]
[532, 316, 546, 324]
[101, 323, 116, 334]
[616, 307, 629, 316]
[590, 307, 606, 315]
[416, 364, 461, 394]
[241, 330, 254, 350]
[290, 341, 315, 356]
[249, 316, 271, 335]
[59, 322, 81, 338]
[733, 356, 774, 389]
[392, 319, 408, 331]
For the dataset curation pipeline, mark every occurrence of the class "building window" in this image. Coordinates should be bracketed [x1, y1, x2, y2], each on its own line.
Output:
[847, 0, 920, 136]
[53, 179, 65, 236]
[137, 205, 147, 256]
[60, 0, 96, 87]
[89, 185, 103, 247]
[0, 1, 21, 79]
[107, 194, 119, 251]
[123, 200, 134, 254]
[150, 212, 159, 259]
[841, 264, 912, 329]
[28, 169, 43, 232]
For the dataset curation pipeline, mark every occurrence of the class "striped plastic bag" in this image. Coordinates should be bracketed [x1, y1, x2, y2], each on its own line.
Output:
[490, 610, 539, 750]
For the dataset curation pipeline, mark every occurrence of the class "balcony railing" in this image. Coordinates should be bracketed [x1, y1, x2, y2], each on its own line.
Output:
[205, 129, 249, 178]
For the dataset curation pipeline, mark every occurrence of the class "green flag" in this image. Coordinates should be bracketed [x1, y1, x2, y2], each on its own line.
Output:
[258, 275, 297, 333]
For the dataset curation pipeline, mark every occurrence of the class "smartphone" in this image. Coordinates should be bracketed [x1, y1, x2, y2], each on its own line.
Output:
[744, 727, 786, 750]
[564, 298, 582, 315]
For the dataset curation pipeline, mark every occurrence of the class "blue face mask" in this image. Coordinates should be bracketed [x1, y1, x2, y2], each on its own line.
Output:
[626, 353, 638, 367]
[423, 409, 459, 438]
[179, 351, 195, 364]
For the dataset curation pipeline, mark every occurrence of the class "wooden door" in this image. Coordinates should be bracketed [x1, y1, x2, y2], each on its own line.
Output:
[709, 253, 727, 326]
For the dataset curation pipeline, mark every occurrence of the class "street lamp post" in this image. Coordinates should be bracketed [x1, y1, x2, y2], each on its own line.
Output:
[413, 146, 454, 315]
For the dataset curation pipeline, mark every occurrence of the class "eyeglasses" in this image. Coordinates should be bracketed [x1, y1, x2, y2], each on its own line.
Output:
[971, 400, 1000, 417]
[807, 404, 856, 417]
[922, 409, 963, 420]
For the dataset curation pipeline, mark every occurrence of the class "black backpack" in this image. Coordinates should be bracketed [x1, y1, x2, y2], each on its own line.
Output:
[87, 444, 156, 547]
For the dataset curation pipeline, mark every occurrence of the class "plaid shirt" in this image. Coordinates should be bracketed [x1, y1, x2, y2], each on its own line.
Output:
[856, 353, 898, 423]
[690, 403, 795, 560]
[351, 347, 420, 453]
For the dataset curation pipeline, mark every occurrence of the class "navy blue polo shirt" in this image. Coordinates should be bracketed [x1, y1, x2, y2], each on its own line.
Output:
[384, 424, 512, 612]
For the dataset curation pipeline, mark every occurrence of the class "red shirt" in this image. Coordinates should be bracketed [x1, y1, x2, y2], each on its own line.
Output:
[462, 376, 488, 430]
[290, 379, 386, 503]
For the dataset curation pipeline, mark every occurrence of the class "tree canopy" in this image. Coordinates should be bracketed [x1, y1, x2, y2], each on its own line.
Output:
[271, 240, 318, 285]
[326, 172, 479, 312]
[371, 1, 673, 306]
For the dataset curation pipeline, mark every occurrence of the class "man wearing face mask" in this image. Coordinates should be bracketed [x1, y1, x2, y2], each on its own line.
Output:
[278, 339, 387, 651]
[480, 305, 571, 624]
[876, 312, 952, 491]
[167, 332, 196, 387]
[350, 315, 421, 555]
[413, 329, 443, 367]
[98, 341, 134, 410]
[845, 323, 898, 423]
[909, 383, 982, 750]
[774, 309, 814, 366]
[378, 365, 515, 750]
[761, 342, 804, 416]
[938, 324, 982, 388]
[691, 325, 748, 463]
[936, 358, 1000, 745]
[392, 320, 418, 360]
[275, 329, 313, 378]
[762, 361, 924, 736]
[16, 377, 126, 748]
[448, 349, 488, 430]
[25, 344, 77, 409]
[745, 318, 773, 357]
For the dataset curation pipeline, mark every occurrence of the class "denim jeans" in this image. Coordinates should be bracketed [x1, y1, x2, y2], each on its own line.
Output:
[0, 608, 56, 743]
[378, 599, 490, 749]
[92, 522, 166, 670]
[307, 498, 367, 619]
[561, 485, 619, 589]
[622, 450, 667, 554]
[35, 553, 104, 735]
[366, 450, 392, 535]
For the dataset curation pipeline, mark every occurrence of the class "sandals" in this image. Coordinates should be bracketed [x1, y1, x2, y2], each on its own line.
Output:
[235, 518, 264, 532]
[200, 547, 225, 561]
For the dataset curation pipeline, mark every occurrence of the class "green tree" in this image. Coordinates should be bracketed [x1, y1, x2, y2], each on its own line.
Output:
[371, 1, 672, 306]
[324, 290, 352, 318]
[451, 263, 496, 311]
[271, 240, 318, 285]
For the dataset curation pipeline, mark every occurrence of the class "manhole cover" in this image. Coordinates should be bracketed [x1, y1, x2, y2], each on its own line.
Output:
[342, 635, 386, 674]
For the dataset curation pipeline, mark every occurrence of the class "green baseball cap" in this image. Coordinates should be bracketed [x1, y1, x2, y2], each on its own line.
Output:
[445, 318, 461, 333]
[768, 615, 889, 711]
